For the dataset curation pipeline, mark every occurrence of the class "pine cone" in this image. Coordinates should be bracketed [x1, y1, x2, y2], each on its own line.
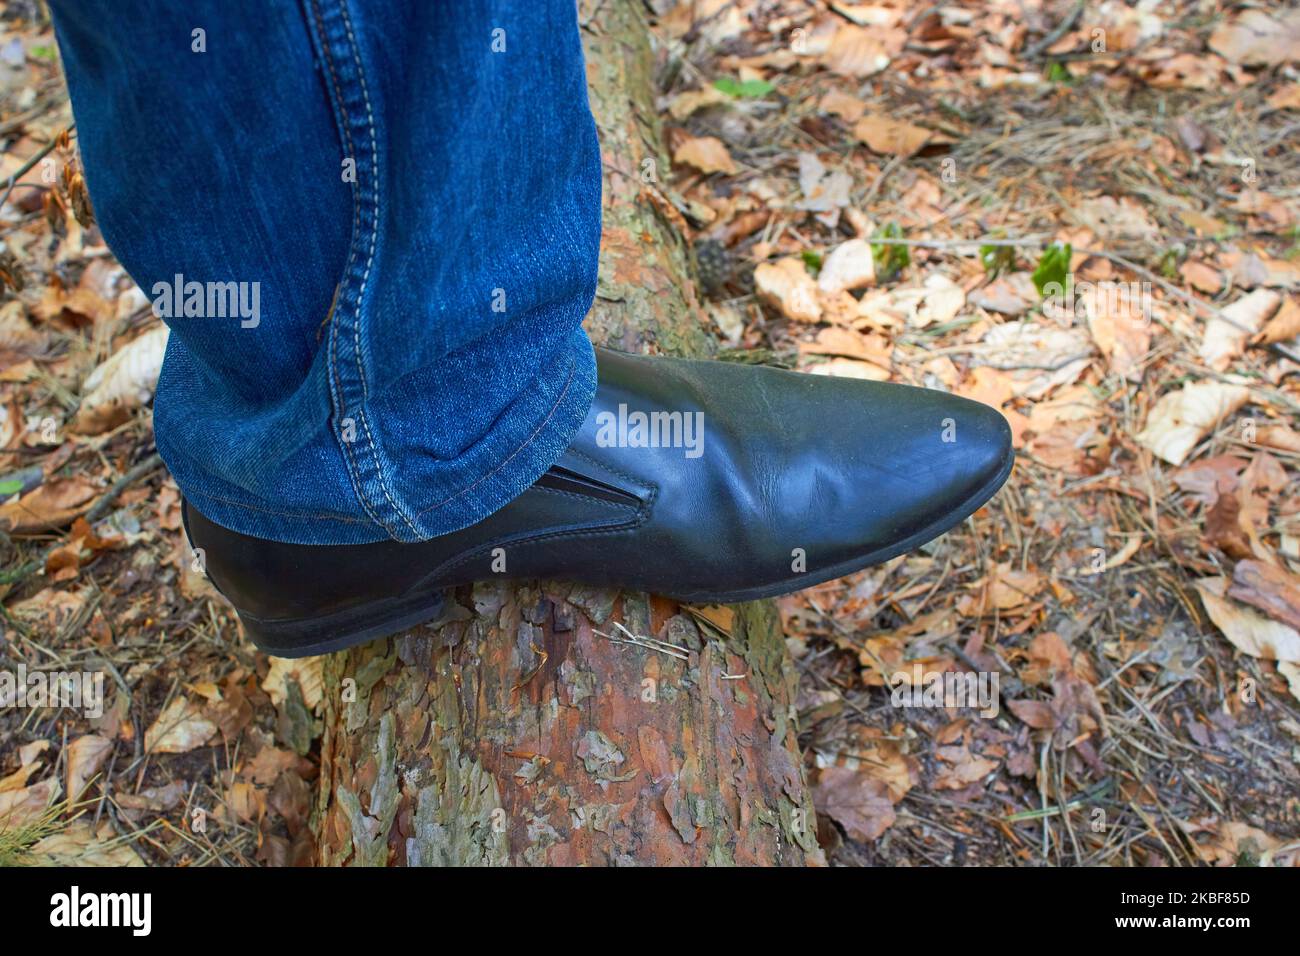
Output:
[694, 239, 732, 298]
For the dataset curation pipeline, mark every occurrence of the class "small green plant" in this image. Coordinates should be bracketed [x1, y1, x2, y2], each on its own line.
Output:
[1032, 241, 1072, 296]
[979, 237, 1016, 277]
[1045, 61, 1072, 85]
[713, 76, 774, 99]
[1156, 246, 1183, 280]
[871, 222, 910, 283]
[800, 249, 823, 276]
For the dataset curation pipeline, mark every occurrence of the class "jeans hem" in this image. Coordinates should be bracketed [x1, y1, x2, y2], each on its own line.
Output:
[167, 329, 597, 546]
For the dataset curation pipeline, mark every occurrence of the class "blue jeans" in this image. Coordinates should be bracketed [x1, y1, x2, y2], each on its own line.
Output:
[49, 0, 602, 544]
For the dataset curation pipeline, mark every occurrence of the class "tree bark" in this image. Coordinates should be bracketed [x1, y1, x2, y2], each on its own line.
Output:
[312, 0, 824, 867]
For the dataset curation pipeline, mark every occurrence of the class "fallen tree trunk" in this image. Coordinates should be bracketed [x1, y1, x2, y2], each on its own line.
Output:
[312, 0, 823, 867]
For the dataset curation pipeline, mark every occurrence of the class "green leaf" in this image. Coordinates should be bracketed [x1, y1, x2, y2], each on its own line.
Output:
[1032, 242, 1072, 296]
[979, 239, 1016, 277]
[0, 479, 24, 497]
[1156, 247, 1182, 280]
[800, 250, 823, 276]
[28, 45, 58, 62]
[1045, 61, 1072, 84]
[713, 76, 774, 99]
[870, 222, 910, 283]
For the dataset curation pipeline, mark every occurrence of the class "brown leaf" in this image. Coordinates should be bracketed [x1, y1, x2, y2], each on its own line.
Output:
[816, 238, 875, 295]
[64, 734, 112, 802]
[1199, 289, 1280, 371]
[852, 114, 943, 156]
[29, 819, 144, 866]
[754, 257, 821, 322]
[1135, 381, 1251, 466]
[144, 696, 218, 754]
[0, 476, 99, 533]
[1255, 296, 1300, 345]
[813, 765, 896, 840]
[0, 777, 60, 830]
[932, 742, 999, 790]
[821, 24, 903, 77]
[71, 324, 169, 434]
[116, 780, 187, 819]
[1180, 260, 1223, 294]
[1172, 454, 1247, 504]
[1196, 576, 1300, 663]
[1208, 9, 1300, 67]
[1229, 560, 1300, 632]
[672, 135, 737, 175]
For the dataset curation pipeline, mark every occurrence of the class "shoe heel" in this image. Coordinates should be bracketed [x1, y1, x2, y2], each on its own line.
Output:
[236, 589, 447, 658]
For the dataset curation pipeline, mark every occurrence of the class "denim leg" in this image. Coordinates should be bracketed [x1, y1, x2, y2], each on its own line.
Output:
[48, 0, 601, 544]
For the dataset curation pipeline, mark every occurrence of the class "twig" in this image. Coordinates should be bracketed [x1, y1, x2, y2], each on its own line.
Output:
[0, 124, 73, 210]
[0, 452, 163, 587]
[1024, 0, 1086, 60]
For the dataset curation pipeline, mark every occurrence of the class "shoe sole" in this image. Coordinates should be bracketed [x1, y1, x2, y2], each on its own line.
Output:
[241, 448, 1015, 658]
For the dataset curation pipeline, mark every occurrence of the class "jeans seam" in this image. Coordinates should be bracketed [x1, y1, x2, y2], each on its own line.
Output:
[334, 0, 420, 539]
[307, 0, 388, 537]
[308, 0, 419, 541]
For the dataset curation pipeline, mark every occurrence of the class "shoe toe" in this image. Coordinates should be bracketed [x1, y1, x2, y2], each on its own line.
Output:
[783, 380, 1013, 572]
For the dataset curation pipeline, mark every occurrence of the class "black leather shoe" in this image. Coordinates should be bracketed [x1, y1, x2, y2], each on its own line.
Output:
[184, 348, 1013, 656]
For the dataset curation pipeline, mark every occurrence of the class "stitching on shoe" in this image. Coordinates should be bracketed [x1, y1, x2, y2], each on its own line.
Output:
[530, 485, 633, 512]
[566, 446, 657, 501]
[422, 481, 658, 581]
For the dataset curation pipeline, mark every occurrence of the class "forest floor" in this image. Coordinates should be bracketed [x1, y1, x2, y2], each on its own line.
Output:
[1, 0, 1299, 866]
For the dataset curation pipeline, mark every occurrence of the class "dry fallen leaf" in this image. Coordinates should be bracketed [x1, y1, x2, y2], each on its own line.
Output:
[933, 741, 999, 790]
[1181, 260, 1224, 295]
[818, 88, 866, 122]
[969, 272, 1037, 316]
[1209, 9, 1300, 67]
[973, 321, 1094, 400]
[1255, 296, 1300, 345]
[1081, 280, 1151, 381]
[262, 656, 325, 710]
[807, 356, 891, 381]
[29, 819, 145, 866]
[817, 238, 875, 295]
[821, 23, 903, 77]
[0, 776, 60, 830]
[1196, 576, 1300, 665]
[754, 257, 821, 323]
[71, 323, 169, 435]
[852, 114, 943, 156]
[813, 765, 896, 840]
[0, 476, 100, 533]
[145, 696, 218, 754]
[1229, 560, 1300, 632]
[1199, 289, 1280, 371]
[1135, 381, 1251, 466]
[672, 135, 737, 175]
[64, 734, 113, 802]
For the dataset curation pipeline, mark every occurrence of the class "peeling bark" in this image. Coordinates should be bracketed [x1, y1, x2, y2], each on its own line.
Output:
[313, 0, 823, 867]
